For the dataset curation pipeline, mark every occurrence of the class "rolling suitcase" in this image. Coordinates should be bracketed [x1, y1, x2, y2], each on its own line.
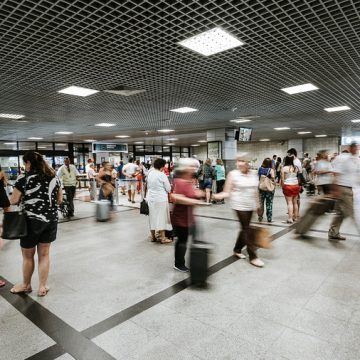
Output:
[296, 197, 334, 235]
[96, 200, 110, 222]
[190, 240, 212, 286]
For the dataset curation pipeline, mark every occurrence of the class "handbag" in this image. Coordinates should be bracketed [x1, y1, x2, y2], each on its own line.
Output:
[250, 226, 272, 249]
[259, 169, 275, 192]
[140, 199, 149, 215]
[2, 210, 28, 239]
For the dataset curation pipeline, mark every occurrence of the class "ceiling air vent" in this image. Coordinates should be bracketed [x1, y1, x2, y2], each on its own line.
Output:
[103, 86, 146, 96]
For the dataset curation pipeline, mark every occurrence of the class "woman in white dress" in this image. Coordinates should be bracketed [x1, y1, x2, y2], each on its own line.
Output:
[146, 158, 173, 244]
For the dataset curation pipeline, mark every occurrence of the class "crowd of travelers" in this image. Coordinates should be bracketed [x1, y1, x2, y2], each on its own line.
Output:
[0, 143, 359, 294]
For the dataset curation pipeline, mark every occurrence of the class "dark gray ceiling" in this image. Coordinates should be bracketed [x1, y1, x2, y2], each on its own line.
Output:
[1, 0, 360, 145]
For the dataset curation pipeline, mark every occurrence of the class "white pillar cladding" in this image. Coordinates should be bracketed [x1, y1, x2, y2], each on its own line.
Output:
[287, 139, 304, 158]
[206, 128, 237, 160]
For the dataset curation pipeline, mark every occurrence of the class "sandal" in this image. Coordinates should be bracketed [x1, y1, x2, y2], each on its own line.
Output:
[160, 238, 173, 244]
[286, 219, 293, 224]
[0, 279, 5, 287]
[10, 284, 32, 294]
[38, 286, 50, 297]
[148, 235, 157, 242]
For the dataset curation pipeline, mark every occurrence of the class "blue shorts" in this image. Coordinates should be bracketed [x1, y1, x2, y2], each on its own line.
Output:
[203, 178, 213, 189]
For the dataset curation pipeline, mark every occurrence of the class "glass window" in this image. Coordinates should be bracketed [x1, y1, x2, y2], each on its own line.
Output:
[0, 141, 17, 150]
[18, 141, 36, 150]
[0, 156, 19, 180]
[135, 145, 145, 152]
[172, 146, 180, 152]
[55, 143, 69, 151]
[154, 146, 162, 153]
[37, 142, 53, 151]
[145, 145, 153, 152]
[181, 147, 189, 153]
[172, 152, 180, 160]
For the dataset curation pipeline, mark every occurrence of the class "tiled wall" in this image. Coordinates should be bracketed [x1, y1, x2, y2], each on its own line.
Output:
[303, 137, 339, 158]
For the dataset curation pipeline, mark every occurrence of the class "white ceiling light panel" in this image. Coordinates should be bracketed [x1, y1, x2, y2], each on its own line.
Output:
[324, 106, 350, 112]
[170, 107, 198, 113]
[281, 83, 318, 94]
[178, 27, 244, 56]
[58, 86, 99, 97]
[0, 113, 25, 119]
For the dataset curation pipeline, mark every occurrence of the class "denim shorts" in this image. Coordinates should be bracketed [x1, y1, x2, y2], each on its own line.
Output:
[203, 178, 213, 189]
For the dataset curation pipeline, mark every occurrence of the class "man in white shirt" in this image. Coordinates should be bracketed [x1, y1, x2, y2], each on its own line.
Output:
[122, 158, 139, 203]
[328, 144, 360, 240]
[57, 158, 80, 217]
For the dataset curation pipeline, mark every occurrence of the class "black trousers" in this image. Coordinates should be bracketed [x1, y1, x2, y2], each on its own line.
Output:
[64, 186, 76, 216]
[216, 179, 225, 193]
[173, 225, 195, 267]
[234, 210, 257, 260]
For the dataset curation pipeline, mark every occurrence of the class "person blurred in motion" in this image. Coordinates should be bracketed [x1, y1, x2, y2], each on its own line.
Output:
[9, 151, 62, 296]
[0, 165, 10, 287]
[122, 158, 139, 203]
[214, 153, 264, 267]
[196, 160, 204, 190]
[275, 156, 282, 183]
[171, 158, 204, 272]
[146, 158, 173, 244]
[280, 156, 300, 224]
[135, 159, 143, 194]
[214, 159, 225, 204]
[86, 163, 97, 201]
[257, 157, 275, 222]
[314, 150, 334, 195]
[328, 143, 360, 241]
[57, 157, 79, 217]
[97, 161, 116, 209]
[116, 160, 126, 195]
[203, 158, 214, 203]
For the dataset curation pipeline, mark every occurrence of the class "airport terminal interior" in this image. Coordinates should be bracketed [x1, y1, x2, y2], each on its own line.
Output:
[1, 1, 360, 359]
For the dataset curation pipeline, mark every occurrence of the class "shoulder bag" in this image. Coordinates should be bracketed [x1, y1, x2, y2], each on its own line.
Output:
[259, 169, 275, 192]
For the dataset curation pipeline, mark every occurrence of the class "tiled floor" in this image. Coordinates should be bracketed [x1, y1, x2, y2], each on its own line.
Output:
[0, 188, 359, 360]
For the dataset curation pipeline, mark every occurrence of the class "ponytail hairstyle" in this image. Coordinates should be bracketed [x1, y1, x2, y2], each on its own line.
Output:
[23, 151, 55, 179]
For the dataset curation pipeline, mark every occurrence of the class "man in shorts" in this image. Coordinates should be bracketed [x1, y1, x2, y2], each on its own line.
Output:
[122, 158, 139, 203]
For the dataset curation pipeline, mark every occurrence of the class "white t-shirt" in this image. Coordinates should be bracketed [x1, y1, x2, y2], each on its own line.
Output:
[315, 160, 333, 185]
[293, 158, 302, 172]
[229, 170, 258, 211]
[122, 163, 139, 178]
[332, 153, 360, 188]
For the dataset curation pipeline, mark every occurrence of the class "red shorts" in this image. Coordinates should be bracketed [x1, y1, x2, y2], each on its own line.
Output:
[282, 184, 300, 197]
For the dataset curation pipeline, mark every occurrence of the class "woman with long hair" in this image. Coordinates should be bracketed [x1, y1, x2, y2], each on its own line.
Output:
[280, 155, 300, 223]
[0, 165, 11, 287]
[257, 157, 275, 222]
[97, 162, 116, 209]
[9, 151, 62, 296]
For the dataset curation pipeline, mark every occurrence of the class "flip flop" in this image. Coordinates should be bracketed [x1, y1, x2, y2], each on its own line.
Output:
[0, 280, 5, 287]
[10, 285, 32, 294]
[160, 238, 173, 244]
[38, 286, 50, 297]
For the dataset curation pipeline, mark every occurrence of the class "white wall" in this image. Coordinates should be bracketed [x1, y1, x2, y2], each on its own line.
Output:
[303, 137, 339, 158]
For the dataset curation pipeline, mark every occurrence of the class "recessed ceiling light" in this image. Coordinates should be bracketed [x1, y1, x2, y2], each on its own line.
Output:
[281, 83, 319, 95]
[163, 146, 169, 149]
[170, 107, 198, 113]
[351, 119, 360, 123]
[167, 138, 178, 141]
[259, 139, 270, 142]
[230, 119, 252, 123]
[37, 146, 47, 149]
[28, 137, 43, 140]
[115, 135, 130, 138]
[134, 141, 144, 144]
[95, 123, 116, 127]
[315, 134, 327, 137]
[58, 86, 99, 97]
[4, 142, 16, 145]
[274, 127, 290, 130]
[324, 106, 350, 112]
[12, 119, 29, 123]
[178, 27, 244, 56]
[198, 140, 207, 143]
[191, 144, 200, 147]
[84, 139, 96, 142]
[55, 131, 73, 135]
[0, 113, 25, 119]
[56, 143, 67, 146]
[158, 129, 175, 133]
[297, 131, 312, 134]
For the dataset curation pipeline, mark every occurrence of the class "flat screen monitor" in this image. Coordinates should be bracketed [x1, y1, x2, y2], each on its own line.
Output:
[235, 127, 252, 141]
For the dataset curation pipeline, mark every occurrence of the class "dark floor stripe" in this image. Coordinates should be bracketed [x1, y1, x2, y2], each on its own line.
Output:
[0, 280, 116, 360]
[2, 224, 296, 359]
[25, 344, 65, 360]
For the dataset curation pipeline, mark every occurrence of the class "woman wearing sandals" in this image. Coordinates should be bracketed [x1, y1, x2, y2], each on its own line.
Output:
[146, 158, 173, 244]
[0, 165, 11, 287]
[9, 151, 62, 296]
[280, 155, 300, 224]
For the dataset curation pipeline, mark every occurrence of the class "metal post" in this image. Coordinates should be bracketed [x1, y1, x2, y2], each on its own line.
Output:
[115, 179, 120, 205]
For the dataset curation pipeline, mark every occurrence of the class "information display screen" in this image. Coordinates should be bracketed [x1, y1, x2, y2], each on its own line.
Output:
[92, 143, 128, 152]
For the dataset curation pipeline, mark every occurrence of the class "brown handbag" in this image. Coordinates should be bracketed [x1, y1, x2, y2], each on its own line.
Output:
[101, 183, 115, 197]
[250, 226, 272, 249]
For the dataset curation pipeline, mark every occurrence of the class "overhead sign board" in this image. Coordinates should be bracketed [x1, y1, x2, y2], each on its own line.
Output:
[92, 143, 128, 153]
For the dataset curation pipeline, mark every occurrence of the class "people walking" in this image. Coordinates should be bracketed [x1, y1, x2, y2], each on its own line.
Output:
[97, 161, 116, 209]
[9, 151, 62, 296]
[203, 159, 214, 203]
[122, 158, 139, 203]
[214, 153, 264, 267]
[257, 157, 275, 222]
[57, 157, 79, 217]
